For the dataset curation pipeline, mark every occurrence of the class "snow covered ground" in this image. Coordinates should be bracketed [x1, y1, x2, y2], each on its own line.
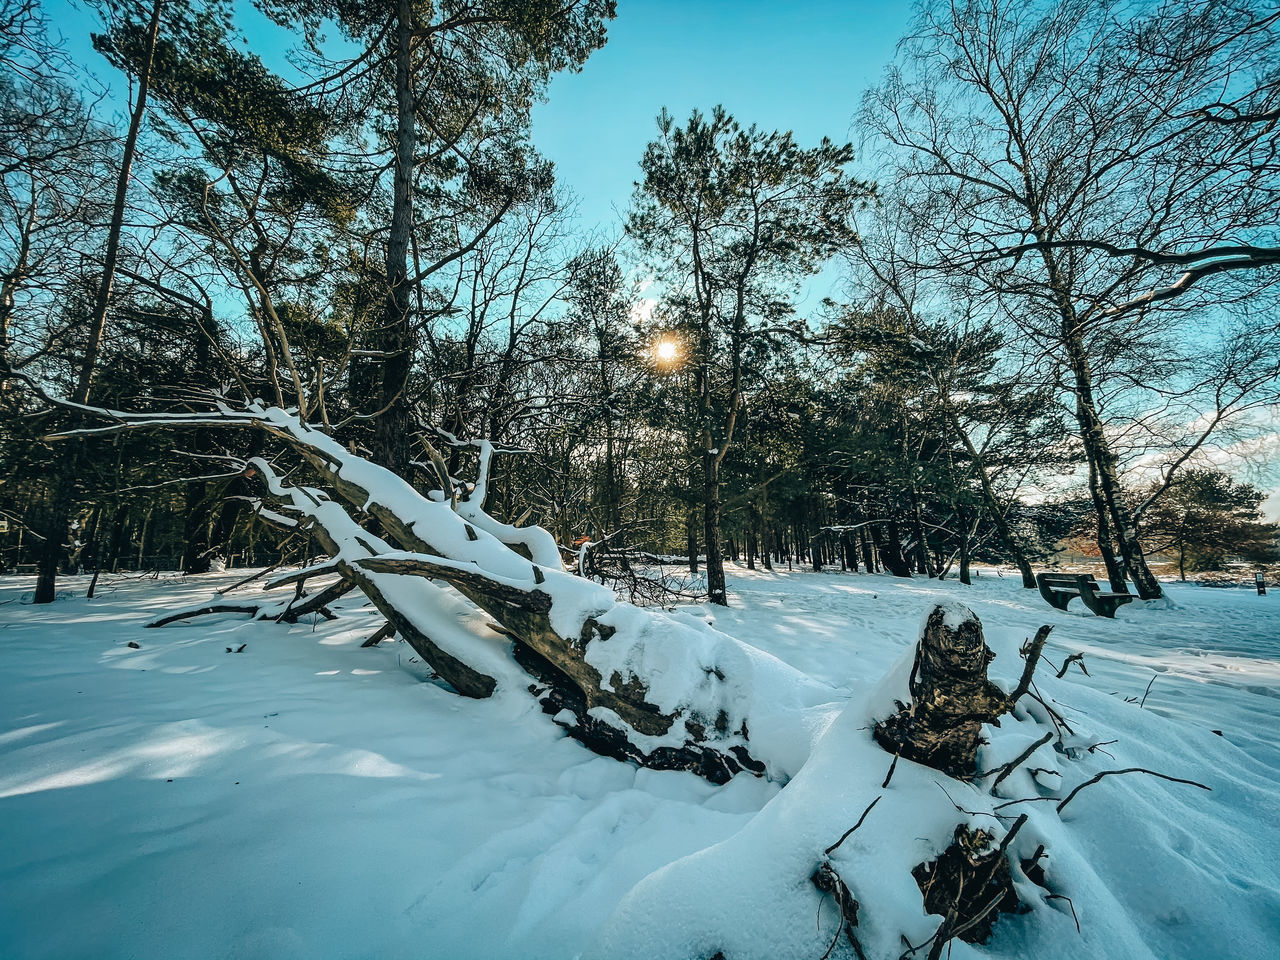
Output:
[1, 565, 1277, 960]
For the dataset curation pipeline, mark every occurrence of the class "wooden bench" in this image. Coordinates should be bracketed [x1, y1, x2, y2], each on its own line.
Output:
[1035, 572, 1135, 618]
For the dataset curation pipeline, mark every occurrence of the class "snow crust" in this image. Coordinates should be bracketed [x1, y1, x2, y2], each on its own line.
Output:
[1, 566, 1278, 960]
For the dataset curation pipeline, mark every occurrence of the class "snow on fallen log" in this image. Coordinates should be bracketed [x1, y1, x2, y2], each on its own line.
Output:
[54, 401, 833, 782]
[244, 455, 512, 699]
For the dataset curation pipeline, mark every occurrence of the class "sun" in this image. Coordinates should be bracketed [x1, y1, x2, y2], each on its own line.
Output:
[653, 337, 679, 363]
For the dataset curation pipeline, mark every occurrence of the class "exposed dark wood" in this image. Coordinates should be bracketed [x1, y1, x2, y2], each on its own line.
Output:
[873, 605, 1010, 777]
[810, 862, 867, 960]
[912, 816, 1026, 953]
[266, 561, 341, 591]
[1009, 625, 1053, 702]
[279, 578, 355, 623]
[147, 604, 261, 628]
[361, 621, 396, 647]
[358, 556, 553, 613]
[511, 640, 764, 785]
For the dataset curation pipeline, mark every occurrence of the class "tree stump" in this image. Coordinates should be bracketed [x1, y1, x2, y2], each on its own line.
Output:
[912, 823, 1022, 947]
[873, 604, 1009, 777]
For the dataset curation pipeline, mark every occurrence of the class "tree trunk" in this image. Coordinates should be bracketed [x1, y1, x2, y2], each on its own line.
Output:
[33, 492, 68, 603]
[1030, 224, 1162, 598]
[34, 0, 164, 605]
[946, 406, 1035, 588]
[703, 451, 727, 605]
[1085, 439, 1128, 592]
[74, 0, 163, 405]
[958, 507, 972, 586]
[1063, 318, 1162, 598]
[135, 503, 153, 569]
[371, 0, 417, 474]
[871, 520, 912, 578]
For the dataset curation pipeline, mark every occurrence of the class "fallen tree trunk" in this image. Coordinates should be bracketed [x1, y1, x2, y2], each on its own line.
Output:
[55, 402, 786, 781]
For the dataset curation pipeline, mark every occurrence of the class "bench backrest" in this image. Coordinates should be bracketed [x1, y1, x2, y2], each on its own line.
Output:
[1039, 573, 1097, 586]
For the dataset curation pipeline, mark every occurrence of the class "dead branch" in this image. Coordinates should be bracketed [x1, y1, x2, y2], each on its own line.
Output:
[825, 796, 883, 857]
[1055, 652, 1089, 679]
[264, 560, 341, 591]
[215, 563, 285, 596]
[1057, 768, 1210, 814]
[977, 732, 1055, 791]
[361, 621, 396, 648]
[277, 577, 355, 623]
[811, 861, 868, 960]
[1009, 625, 1053, 702]
[147, 604, 261, 628]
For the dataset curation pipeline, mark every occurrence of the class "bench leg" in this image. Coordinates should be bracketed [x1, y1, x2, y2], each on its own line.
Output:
[1036, 578, 1073, 611]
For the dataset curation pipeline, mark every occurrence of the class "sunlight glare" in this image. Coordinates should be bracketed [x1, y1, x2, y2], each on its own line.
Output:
[654, 338, 679, 363]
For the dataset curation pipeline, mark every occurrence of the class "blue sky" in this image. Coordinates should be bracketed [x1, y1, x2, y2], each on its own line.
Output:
[532, 0, 912, 235]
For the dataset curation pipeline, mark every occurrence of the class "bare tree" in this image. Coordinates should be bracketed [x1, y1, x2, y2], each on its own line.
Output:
[861, 0, 1280, 598]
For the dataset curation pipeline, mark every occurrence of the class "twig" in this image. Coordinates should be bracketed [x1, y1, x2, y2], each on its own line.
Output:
[216, 562, 285, 595]
[1057, 768, 1211, 814]
[1138, 675, 1157, 709]
[812, 862, 868, 960]
[882, 752, 900, 788]
[935, 890, 1005, 953]
[1029, 682, 1075, 737]
[934, 782, 1003, 822]
[1045, 894, 1081, 933]
[825, 796, 882, 857]
[992, 795, 1057, 813]
[1055, 652, 1089, 679]
[985, 733, 1055, 791]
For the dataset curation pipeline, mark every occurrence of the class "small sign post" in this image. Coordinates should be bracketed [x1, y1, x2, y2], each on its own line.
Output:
[1257, 572, 1267, 596]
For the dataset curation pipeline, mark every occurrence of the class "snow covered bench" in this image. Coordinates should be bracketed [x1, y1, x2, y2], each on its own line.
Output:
[1035, 572, 1135, 618]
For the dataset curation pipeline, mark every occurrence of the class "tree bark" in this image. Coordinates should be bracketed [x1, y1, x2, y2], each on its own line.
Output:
[1085, 448, 1127, 591]
[371, 0, 417, 473]
[703, 450, 727, 605]
[873, 604, 1010, 777]
[34, 0, 164, 604]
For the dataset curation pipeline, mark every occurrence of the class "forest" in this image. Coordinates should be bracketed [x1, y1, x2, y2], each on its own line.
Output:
[2, 1, 1280, 959]
[3, 0, 1277, 603]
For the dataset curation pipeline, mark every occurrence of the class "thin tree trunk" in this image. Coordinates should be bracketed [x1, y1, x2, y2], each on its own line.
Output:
[135, 504, 153, 570]
[958, 507, 972, 586]
[1085, 440, 1127, 591]
[372, 0, 417, 473]
[946, 407, 1035, 588]
[703, 451, 726, 605]
[74, 0, 163, 405]
[34, 0, 164, 605]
